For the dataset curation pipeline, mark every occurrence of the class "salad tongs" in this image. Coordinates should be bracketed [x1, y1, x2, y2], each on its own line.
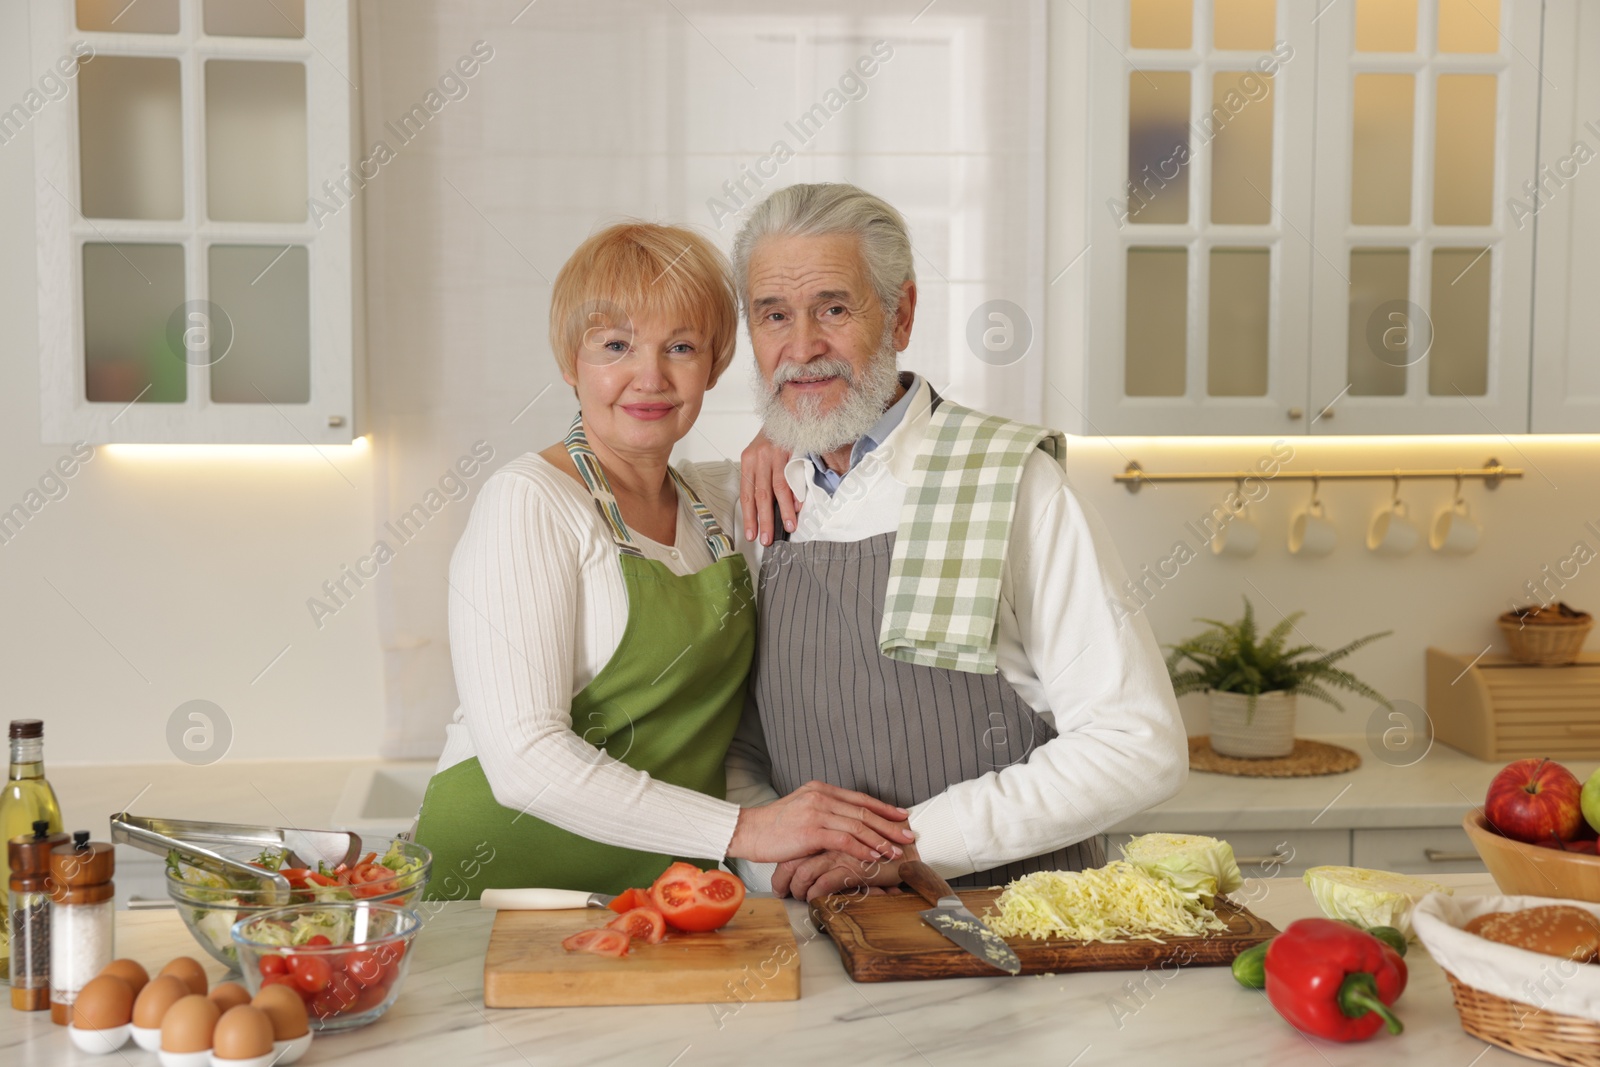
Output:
[111, 812, 363, 901]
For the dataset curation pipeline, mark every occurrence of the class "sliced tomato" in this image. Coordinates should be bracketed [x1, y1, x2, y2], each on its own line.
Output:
[648, 865, 745, 932]
[561, 928, 631, 957]
[605, 887, 650, 914]
[606, 906, 667, 944]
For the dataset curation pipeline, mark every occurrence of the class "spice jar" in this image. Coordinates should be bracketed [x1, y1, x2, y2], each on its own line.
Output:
[8, 820, 68, 1011]
[48, 830, 114, 1025]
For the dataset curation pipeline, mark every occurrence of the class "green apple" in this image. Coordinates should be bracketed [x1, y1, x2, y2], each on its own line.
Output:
[1584, 769, 1600, 835]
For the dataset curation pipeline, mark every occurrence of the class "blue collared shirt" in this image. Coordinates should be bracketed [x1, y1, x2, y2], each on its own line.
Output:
[805, 373, 921, 495]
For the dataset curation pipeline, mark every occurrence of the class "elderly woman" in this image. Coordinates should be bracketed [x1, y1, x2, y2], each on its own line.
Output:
[414, 222, 914, 899]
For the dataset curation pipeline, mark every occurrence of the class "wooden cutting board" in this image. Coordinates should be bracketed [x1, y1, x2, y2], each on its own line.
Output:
[483, 897, 800, 1007]
[809, 890, 1277, 982]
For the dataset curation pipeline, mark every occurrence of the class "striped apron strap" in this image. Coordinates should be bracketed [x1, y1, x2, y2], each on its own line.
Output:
[563, 412, 737, 562]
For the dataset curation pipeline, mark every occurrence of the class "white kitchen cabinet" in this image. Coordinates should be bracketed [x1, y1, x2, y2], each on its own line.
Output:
[1305, 0, 1539, 435]
[1083, 0, 1315, 436]
[1350, 826, 1484, 877]
[29, 0, 361, 445]
[1528, 0, 1600, 433]
[1063, 0, 1556, 436]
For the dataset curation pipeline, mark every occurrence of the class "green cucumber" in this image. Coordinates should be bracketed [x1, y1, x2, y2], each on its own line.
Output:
[1231, 940, 1271, 988]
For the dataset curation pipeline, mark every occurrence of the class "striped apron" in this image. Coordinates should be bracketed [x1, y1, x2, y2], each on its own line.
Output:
[753, 531, 1104, 888]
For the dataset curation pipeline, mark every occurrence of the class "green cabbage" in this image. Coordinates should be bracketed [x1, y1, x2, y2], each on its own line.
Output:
[1303, 866, 1452, 939]
[1119, 833, 1244, 907]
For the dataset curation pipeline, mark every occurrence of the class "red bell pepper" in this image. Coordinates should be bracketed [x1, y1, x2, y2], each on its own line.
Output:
[1264, 918, 1407, 1042]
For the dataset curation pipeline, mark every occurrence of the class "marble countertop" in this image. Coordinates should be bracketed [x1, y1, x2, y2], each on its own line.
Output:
[0, 872, 1547, 1066]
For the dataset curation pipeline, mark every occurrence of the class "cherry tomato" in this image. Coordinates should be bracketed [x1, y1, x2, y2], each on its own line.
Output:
[354, 982, 389, 1013]
[258, 953, 288, 978]
[290, 954, 332, 994]
[304, 935, 332, 948]
[345, 949, 384, 987]
[260, 973, 299, 992]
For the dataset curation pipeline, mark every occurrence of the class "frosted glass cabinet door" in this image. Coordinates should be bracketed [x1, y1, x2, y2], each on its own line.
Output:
[1307, 0, 1538, 434]
[31, 0, 357, 443]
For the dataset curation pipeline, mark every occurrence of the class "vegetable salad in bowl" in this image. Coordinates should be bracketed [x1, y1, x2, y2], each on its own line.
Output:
[166, 838, 430, 968]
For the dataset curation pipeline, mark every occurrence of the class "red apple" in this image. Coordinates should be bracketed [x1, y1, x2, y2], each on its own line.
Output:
[1484, 758, 1586, 844]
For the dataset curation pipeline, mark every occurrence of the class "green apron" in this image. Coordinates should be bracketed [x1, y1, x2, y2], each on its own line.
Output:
[414, 414, 755, 900]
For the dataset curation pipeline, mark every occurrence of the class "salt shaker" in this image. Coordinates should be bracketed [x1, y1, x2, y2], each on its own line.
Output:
[8, 820, 68, 1011]
[48, 830, 114, 1025]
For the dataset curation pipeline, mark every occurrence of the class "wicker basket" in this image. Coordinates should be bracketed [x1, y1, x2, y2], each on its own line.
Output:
[1499, 604, 1593, 666]
[1444, 970, 1600, 1067]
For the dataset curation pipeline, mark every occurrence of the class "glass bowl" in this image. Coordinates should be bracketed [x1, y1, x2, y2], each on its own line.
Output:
[231, 901, 422, 1031]
[166, 837, 431, 969]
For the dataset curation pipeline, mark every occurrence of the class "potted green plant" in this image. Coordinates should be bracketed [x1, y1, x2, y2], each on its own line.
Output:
[1165, 598, 1394, 759]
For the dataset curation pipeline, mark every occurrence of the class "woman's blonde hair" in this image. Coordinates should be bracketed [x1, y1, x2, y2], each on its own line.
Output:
[549, 222, 739, 384]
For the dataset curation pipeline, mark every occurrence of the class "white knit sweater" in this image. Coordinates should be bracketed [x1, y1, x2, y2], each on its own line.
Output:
[432, 453, 767, 859]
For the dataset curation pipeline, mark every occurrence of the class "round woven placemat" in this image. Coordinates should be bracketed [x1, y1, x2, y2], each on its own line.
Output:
[1189, 735, 1361, 777]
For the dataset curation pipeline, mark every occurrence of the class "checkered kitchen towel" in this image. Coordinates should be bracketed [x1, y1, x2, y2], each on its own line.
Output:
[879, 402, 1065, 674]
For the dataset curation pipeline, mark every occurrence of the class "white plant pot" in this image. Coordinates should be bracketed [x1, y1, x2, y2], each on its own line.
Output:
[1208, 690, 1297, 758]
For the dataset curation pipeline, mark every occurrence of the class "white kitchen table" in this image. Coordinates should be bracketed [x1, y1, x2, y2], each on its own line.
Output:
[1, 872, 1558, 1066]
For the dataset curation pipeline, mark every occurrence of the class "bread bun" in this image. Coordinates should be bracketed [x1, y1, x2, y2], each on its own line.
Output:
[1473, 906, 1600, 962]
[1463, 913, 1500, 935]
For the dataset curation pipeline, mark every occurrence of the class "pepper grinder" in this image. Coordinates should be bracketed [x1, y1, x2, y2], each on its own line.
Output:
[48, 830, 114, 1025]
[8, 820, 69, 1011]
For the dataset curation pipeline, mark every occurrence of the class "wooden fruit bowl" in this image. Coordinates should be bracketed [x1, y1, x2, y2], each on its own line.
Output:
[1463, 810, 1600, 902]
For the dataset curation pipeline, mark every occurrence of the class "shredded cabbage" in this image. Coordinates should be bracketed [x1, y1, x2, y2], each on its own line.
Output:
[1303, 866, 1452, 939]
[983, 861, 1230, 943]
[1120, 833, 1244, 906]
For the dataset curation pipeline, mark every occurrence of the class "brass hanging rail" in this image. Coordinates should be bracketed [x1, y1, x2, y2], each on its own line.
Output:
[1113, 458, 1522, 494]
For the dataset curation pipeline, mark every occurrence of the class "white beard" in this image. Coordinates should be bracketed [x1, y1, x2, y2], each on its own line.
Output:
[753, 337, 901, 458]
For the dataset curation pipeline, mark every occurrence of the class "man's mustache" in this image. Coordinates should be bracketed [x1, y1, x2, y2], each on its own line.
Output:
[768, 358, 857, 395]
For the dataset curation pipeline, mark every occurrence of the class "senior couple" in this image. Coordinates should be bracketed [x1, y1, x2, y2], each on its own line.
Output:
[413, 183, 1187, 901]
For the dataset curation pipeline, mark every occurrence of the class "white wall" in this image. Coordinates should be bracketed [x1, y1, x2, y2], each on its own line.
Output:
[1064, 434, 1600, 737]
[0, 4, 387, 764]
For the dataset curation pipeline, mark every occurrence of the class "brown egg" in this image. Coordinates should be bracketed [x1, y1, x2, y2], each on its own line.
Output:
[159, 994, 220, 1053]
[132, 975, 190, 1029]
[212, 1004, 276, 1061]
[251, 983, 310, 1040]
[208, 982, 252, 1012]
[98, 958, 150, 998]
[158, 956, 209, 996]
[70, 974, 134, 1030]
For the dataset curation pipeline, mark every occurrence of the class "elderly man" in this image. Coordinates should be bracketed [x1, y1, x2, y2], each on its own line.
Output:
[724, 182, 1188, 900]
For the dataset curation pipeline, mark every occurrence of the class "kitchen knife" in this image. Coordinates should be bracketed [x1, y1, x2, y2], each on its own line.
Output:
[479, 888, 619, 911]
[898, 860, 1022, 975]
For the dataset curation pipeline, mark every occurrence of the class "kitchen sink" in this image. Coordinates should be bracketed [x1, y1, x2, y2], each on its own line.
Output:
[331, 762, 435, 839]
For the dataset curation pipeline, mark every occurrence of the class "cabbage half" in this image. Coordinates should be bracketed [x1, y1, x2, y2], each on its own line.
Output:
[1303, 866, 1453, 939]
[1120, 833, 1244, 907]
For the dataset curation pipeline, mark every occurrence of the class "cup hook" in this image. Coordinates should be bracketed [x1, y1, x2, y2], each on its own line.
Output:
[1310, 475, 1322, 512]
[1390, 474, 1402, 507]
[1453, 472, 1465, 508]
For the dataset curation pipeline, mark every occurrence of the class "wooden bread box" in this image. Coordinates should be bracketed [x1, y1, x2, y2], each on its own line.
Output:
[1426, 647, 1600, 761]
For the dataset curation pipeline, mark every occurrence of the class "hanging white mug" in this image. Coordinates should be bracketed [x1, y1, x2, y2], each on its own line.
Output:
[1367, 498, 1420, 557]
[1211, 506, 1261, 558]
[1288, 501, 1337, 557]
[1430, 498, 1481, 555]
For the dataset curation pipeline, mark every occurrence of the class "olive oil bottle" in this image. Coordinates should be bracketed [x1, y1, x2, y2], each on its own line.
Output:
[0, 720, 64, 981]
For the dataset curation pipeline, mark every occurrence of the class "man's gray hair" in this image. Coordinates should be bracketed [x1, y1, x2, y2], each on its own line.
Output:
[731, 183, 916, 317]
